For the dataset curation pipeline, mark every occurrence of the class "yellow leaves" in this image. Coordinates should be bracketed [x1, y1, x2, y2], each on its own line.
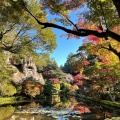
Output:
[92, 85, 101, 90]
[99, 0, 106, 2]
[64, 82, 71, 88]
[53, 84, 60, 90]
[49, 4, 53, 9]
[62, 10, 67, 15]
[94, 62, 100, 68]
[39, 17, 47, 22]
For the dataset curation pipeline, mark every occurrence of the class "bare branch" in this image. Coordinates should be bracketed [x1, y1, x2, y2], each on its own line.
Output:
[11, 25, 26, 46]
[3, 23, 16, 35]
[0, 24, 16, 41]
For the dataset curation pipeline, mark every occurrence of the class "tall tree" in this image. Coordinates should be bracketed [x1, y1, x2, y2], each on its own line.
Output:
[62, 53, 77, 74]
[0, 0, 56, 54]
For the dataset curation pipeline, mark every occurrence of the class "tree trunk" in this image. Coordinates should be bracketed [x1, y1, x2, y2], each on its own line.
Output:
[112, 0, 120, 18]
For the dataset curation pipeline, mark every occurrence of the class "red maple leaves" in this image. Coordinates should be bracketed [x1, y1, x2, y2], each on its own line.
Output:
[74, 104, 90, 114]
[49, 78, 60, 84]
[73, 74, 85, 86]
[83, 60, 90, 66]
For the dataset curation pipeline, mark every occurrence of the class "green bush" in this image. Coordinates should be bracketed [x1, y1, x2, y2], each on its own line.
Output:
[1, 83, 16, 96]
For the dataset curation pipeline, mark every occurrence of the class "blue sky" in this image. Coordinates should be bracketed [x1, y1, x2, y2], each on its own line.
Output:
[47, 10, 85, 66]
[50, 28, 83, 67]
[48, 9, 85, 66]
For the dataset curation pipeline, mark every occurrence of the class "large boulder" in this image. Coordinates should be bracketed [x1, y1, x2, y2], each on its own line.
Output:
[12, 61, 45, 85]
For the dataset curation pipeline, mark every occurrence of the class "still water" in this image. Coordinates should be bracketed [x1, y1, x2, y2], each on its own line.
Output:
[0, 96, 120, 120]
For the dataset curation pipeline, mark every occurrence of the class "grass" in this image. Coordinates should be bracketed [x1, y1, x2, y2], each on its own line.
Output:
[0, 96, 29, 105]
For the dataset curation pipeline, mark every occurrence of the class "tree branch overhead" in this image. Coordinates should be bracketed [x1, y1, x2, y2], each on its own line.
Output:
[22, 1, 120, 42]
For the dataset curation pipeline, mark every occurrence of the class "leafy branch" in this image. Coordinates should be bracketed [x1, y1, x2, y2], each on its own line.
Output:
[22, 1, 120, 42]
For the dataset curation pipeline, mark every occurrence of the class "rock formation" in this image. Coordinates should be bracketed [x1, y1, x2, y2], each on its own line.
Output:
[4, 51, 45, 85]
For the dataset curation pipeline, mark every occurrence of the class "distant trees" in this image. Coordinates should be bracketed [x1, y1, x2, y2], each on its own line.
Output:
[41, 59, 65, 80]
[61, 42, 120, 101]
[61, 53, 77, 74]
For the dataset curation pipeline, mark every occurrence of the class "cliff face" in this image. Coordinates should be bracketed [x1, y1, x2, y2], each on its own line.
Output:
[4, 51, 45, 85]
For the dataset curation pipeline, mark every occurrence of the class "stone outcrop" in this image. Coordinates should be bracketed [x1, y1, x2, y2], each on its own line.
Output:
[4, 51, 45, 85]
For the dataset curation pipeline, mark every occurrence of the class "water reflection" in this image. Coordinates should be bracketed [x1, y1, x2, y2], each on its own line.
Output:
[0, 106, 15, 120]
[8, 114, 53, 120]
[0, 96, 119, 120]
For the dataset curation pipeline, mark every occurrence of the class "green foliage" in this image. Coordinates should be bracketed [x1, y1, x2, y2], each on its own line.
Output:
[0, 96, 26, 105]
[62, 53, 77, 73]
[53, 83, 60, 94]
[0, 97, 15, 104]
[0, 0, 56, 61]
[0, 52, 14, 81]
[44, 80, 60, 95]
[60, 82, 71, 94]
[43, 80, 55, 95]
[42, 58, 65, 80]
[0, 0, 57, 98]
[0, 0, 25, 23]
[85, 0, 119, 29]
[0, 52, 17, 96]
[0, 83, 16, 96]
[0, 106, 15, 119]
[15, 84, 23, 94]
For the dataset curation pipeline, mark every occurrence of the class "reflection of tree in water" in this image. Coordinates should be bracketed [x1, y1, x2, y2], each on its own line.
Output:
[68, 97, 91, 114]
[21, 101, 40, 109]
[9, 114, 53, 120]
[0, 106, 15, 120]
[58, 97, 118, 119]
[3, 97, 119, 120]
[52, 96, 91, 114]
[80, 102, 119, 120]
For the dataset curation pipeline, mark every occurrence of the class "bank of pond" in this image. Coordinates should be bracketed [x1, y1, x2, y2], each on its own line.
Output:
[0, 95, 120, 120]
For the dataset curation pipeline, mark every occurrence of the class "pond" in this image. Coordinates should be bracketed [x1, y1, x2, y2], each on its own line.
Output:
[0, 95, 120, 120]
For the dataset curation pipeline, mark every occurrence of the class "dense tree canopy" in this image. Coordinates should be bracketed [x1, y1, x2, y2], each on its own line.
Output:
[61, 53, 77, 74]
[17, 0, 120, 42]
[0, 0, 57, 56]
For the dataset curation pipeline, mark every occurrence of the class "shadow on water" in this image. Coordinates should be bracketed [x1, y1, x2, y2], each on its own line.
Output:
[0, 95, 120, 120]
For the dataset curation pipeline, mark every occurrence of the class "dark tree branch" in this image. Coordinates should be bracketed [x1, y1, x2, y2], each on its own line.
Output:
[3, 23, 16, 35]
[48, 4, 79, 30]
[108, 43, 120, 60]
[0, 24, 16, 41]
[23, 2, 120, 42]
[11, 25, 26, 47]
[100, 43, 120, 60]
